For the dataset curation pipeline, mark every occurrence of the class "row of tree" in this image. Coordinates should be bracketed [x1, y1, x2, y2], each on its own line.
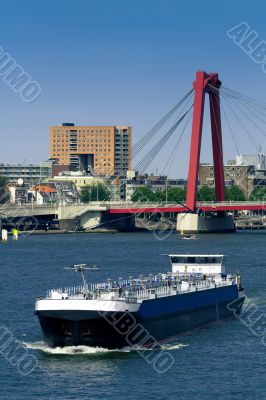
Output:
[131, 186, 266, 203]
[80, 183, 266, 203]
[249, 187, 266, 201]
[2, 176, 266, 204]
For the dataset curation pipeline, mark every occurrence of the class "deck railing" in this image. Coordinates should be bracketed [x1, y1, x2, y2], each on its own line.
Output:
[45, 276, 236, 301]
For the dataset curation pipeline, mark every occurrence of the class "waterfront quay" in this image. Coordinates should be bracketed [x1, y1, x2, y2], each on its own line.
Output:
[0, 201, 265, 234]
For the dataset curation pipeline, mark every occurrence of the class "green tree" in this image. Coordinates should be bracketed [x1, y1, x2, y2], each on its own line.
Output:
[0, 176, 10, 204]
[249, 187, 266, 201]
[131, 187, 187, 203]
[228, 186, 246, 201]
[131, 187, 154, 202]
[165, 188, 186, 203]
[152, 190, 165, 202]
[224, 187, 230, 201]
[197, 186, 216, 201]
[80, 183, 111, 203]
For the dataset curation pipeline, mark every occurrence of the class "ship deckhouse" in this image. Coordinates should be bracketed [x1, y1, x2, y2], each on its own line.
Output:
[169, 254, 225, 275]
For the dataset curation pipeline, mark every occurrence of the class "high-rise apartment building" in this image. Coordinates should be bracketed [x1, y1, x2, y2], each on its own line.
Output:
[49, 123, 132, 177]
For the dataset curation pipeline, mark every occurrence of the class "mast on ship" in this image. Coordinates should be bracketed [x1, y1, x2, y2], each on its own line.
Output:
[64, 264, 99, 294]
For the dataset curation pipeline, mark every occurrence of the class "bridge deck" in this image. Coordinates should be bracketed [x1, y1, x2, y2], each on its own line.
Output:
[0, 201, 265, 219]
[107, 202, 266, 214]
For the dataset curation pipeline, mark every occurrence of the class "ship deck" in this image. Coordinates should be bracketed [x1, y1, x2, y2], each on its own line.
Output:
[42, 272, 238, 304]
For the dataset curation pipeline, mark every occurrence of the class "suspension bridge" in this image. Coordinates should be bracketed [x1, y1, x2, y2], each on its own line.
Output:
[106, 70, 266, 233]
[2, 71, 266, 233]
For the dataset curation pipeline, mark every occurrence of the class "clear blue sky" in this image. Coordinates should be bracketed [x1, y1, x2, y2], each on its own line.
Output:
[0, 0, 266, 177]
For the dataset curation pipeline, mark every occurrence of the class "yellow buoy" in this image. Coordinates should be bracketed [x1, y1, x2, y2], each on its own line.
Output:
[13, 229, 19, 241]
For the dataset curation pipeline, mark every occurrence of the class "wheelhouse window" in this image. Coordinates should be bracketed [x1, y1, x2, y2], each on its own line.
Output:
[171, 256, 222, 264]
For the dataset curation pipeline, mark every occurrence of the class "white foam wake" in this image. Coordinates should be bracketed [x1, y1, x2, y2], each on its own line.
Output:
[22, 340, 188, 355]
[22, 341, 132, 355]
[160, 343, 189, 351]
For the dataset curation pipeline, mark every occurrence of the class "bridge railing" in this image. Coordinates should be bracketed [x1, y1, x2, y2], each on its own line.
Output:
[84, 200, 266, 209]
[198, 201, 265, 205]
[0, 200, 265, 211]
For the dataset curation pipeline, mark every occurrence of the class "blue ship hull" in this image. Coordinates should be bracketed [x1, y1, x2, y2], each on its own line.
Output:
[37, 285, 245, 348]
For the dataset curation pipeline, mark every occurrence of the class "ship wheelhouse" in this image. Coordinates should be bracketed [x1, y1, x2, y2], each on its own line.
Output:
[169, 254, 225, 275]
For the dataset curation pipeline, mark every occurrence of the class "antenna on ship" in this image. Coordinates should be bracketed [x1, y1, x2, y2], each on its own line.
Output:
[64, 264, 99, 293]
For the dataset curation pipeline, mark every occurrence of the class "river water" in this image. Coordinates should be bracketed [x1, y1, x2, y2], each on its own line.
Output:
[0, 231, 265, 400]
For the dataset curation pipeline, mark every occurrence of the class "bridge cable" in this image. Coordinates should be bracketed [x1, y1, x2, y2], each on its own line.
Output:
[222, 93, 266, 140]
[220, 97, 241, 155]
[135, 106, 193, 174]
[132, 89, 194, 159]
[209, 85, 266, 122]
[221, 89, 266, 137]
[164, 107, 193, 177]
[221, 88, 266, 123]
[221, 93, 260, 151]
[162, 107, 193, 177]
[222, 86, 266, 111]
[211, 84, 266, 145]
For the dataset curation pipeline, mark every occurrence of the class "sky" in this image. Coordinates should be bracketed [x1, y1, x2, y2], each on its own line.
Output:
[0, 0, 266, 178]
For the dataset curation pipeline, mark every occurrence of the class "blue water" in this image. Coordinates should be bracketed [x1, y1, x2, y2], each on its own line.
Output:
[0, 231, 265, 400]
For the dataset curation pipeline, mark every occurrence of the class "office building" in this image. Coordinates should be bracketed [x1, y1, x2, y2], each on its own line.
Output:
[49, 123, 132, 177]
[199, 163, 256, 198]
[199, 152, 266, 198]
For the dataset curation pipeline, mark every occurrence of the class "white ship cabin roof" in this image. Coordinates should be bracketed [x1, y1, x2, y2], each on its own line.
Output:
[168, 254, 225, 275]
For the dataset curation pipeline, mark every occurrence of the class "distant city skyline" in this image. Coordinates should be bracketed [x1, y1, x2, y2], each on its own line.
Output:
[0, 0, 266, 178]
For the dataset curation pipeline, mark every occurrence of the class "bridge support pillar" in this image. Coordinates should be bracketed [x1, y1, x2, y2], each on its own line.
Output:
[176, 212, 235, 234]
[80, 211, 102, 229]
[76, 211, 136, 232]
[101, 212, 136, 232]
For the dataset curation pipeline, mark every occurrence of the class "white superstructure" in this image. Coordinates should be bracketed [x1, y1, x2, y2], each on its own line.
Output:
[169, 254, 225, 275]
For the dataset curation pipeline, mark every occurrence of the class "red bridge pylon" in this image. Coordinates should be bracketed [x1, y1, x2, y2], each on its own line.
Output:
[186, 71, 225, 212]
